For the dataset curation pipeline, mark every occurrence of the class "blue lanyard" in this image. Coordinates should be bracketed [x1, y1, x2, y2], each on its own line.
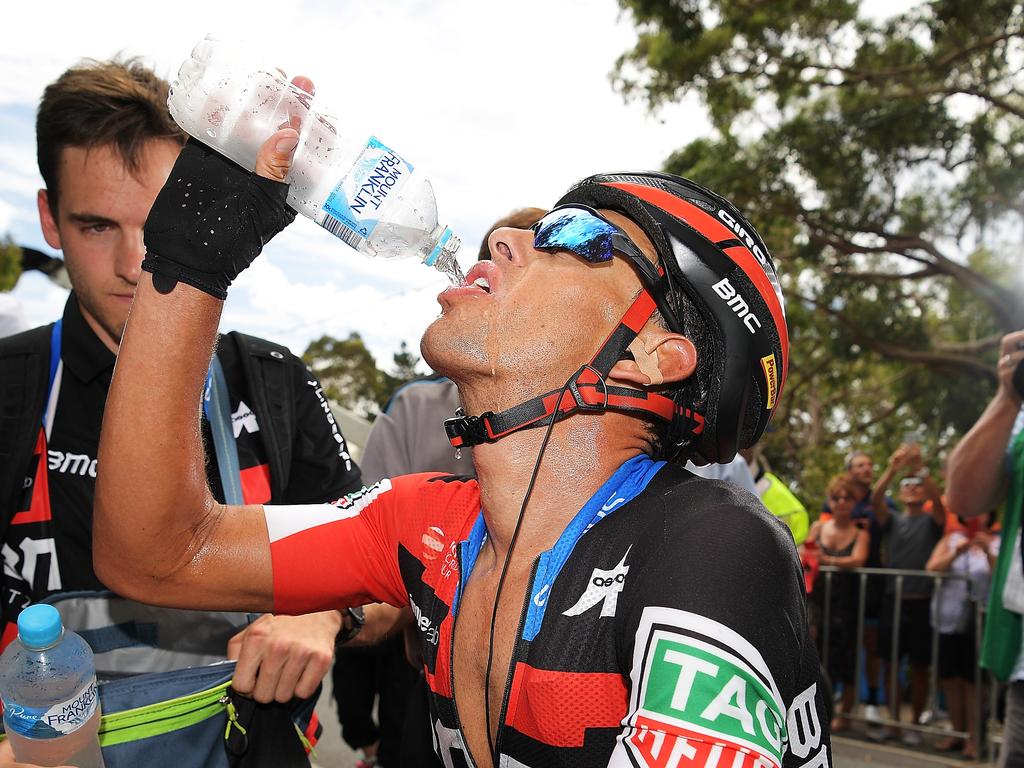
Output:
[203, 354, 245, 505]
[41, 319, 64, 437]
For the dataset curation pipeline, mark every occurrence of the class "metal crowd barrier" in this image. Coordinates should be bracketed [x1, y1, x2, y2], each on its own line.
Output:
[816, 565, 997, 762]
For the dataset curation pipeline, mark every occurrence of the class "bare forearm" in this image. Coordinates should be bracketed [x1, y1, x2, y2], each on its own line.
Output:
[926, 542, 956, 572]
[872, 467, 896, 524]
[947, 393, 1017, 517]
[95, 276, 272, 609]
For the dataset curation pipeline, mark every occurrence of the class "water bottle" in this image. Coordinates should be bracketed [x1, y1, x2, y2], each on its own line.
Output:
[0, 605, 104, 767]
[167, 36, 464, 283]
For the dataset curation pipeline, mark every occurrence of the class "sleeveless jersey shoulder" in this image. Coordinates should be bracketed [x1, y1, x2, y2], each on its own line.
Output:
[608, 465, 831, 768]
[266, 472, 479, 615]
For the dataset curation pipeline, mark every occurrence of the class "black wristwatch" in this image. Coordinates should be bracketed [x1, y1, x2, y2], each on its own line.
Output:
[336, 606, 365, 646]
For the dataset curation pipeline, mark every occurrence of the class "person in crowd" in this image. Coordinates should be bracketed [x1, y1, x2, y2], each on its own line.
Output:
[333, 206, 545, 768]
[804, 474, 869, 733]
[93, 115, 833, 767]
[870, 442, 946, 744]
[744, 449, 808, 545]
[925, 512, 998, 760]
[0, 59, 366, 765]
[946, 329, 1024, 768]
[685, 453, 758, 494]
[828, 450, 895, 724]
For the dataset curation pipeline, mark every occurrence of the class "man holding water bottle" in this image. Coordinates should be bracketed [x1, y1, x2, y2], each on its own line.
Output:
[94, 63, 832, 767]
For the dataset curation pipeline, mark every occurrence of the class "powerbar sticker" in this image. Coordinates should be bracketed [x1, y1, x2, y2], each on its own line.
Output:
[760, 354, 779, 410]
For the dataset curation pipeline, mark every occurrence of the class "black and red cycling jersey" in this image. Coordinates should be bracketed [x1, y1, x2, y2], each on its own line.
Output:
[267, 454, 831, 768]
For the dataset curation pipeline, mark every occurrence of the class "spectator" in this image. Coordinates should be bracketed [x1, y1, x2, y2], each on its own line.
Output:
[805, 474, 869, 732]
[0, 59, 364, 766]
[871, 442, 946, 744]
[926, 512, 998, 760]
[946, 329, 1024, 768]
[744, 449, 809, 545]
[685, 453, 757, 494]
[825, 450, 894, 725]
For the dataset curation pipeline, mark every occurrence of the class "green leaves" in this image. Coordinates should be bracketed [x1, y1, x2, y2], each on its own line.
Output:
[617, 0, 1023, 505]
[0, 235, 22, 292]
[302, 334, 422, 420]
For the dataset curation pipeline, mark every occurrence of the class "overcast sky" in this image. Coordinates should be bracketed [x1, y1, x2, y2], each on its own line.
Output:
[1, 0, 717, 368]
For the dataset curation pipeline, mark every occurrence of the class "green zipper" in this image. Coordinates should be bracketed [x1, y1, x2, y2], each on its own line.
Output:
[97, 681, 232, 747]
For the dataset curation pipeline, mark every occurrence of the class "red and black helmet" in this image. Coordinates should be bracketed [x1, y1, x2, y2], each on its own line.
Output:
[555, 171, 788, 464]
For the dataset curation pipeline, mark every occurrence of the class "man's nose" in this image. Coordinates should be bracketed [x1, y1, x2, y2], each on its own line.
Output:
[487, 226, 537, 266]
[116, 228, 145, 284]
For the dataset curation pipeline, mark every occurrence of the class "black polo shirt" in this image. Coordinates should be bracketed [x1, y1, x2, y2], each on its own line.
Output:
[1, 295, 362, 643]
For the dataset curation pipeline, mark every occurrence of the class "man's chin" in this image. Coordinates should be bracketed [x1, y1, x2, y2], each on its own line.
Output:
[420, 315, 487, 383]
[420, 316, 453, 378]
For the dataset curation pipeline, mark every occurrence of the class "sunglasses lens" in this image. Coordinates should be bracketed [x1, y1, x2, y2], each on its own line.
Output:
[534, 208, 616, 263]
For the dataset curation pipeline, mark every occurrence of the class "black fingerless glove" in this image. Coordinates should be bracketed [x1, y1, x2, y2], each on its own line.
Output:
[142, 138, 297, 299]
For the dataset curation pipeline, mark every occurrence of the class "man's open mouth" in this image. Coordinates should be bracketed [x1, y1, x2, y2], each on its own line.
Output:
[463, 261, 499, 295]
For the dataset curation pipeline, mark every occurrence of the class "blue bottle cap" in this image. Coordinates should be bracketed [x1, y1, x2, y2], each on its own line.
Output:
[17, 604, 62, 649]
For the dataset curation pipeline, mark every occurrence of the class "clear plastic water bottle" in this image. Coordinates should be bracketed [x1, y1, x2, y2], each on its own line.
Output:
[0, 605, 104, 767]
[167, 36, 464, 283]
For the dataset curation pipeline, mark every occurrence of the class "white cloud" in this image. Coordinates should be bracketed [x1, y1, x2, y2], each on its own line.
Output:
[2, 0, 710, 370]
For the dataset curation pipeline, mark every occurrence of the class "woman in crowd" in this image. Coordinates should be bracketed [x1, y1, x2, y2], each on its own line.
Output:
[804, 474, 870, 732]
[926, 512, 998, 760]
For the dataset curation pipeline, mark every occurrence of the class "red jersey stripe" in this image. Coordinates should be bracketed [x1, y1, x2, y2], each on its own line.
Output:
[241, 463, 272, 505]
[10, 430, 53, 526]
[504, 663, 628, 747]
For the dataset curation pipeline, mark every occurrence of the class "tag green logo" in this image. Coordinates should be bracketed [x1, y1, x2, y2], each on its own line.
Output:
[639, 635, 784, 765]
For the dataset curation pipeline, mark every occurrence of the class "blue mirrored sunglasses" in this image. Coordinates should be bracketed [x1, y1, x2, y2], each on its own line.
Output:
[532, 204, 682, 332]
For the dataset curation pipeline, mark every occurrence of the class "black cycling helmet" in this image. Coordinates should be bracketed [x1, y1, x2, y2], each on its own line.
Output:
[444, 171, 787, 465]
[555, 171, 788, 463]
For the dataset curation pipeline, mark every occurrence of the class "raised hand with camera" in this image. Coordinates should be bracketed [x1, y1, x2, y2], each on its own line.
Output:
[947, 329, 1024, 519]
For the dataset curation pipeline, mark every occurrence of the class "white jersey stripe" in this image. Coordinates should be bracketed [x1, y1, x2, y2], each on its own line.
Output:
[264, 479, 392, 543]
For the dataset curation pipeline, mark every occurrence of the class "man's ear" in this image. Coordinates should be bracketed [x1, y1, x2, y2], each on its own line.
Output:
[609, 333, 697, 387]
[37, 189, 62, 250]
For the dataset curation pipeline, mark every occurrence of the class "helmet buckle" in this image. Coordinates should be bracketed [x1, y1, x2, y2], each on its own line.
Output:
[568, 365, 608, 413]
[444, 411, 493, 448]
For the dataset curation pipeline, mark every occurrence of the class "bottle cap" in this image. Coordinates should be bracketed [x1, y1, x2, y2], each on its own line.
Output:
[17, 604, 62, 649]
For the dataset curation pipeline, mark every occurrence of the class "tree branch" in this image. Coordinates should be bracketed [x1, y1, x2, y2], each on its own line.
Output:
[801, 214, 1022, 329]
[796, 292, 1000, 381]
[832, 267, 939, 281]
[835, 401, 903, 437]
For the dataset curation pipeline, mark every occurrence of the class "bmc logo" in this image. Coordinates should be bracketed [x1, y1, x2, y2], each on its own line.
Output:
[712, 278, 762, 334]
[47, 450, 97, 478]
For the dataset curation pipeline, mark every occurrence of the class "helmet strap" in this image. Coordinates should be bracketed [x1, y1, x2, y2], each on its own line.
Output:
[444, 290, 705, 448]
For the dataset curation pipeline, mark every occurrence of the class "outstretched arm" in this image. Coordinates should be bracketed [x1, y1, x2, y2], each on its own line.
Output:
[871, 445, 910, 526]
[94, 129, 301, 612]
[95, 272, 272, 609]
[946, 330, 1024, 518]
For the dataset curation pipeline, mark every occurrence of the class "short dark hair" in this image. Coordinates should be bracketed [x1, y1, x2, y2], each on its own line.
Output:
[36, 58, 185, 215]
[477, 207, 547, 260]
